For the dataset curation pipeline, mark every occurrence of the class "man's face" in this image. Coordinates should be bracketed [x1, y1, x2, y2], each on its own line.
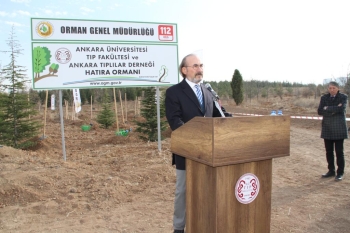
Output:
[182, 55, 203, 84]
[328, 84, 339, 96]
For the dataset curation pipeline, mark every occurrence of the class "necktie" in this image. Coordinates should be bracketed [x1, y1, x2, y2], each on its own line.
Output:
[195, 85, 203, 107]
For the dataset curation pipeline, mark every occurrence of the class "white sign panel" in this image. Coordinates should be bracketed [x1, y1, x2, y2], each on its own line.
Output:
[51, 94, 55, 110]
[73, 89, 81, 113]
[32, 42, 178, 89]
[31, 18, 177, 43]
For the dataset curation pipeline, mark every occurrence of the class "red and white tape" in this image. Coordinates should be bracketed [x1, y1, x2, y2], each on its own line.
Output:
[234, 113, 263, 116]
[291, 116, 350, 121]
[233, 113, 350, 121]
[290, 116, 322, 120]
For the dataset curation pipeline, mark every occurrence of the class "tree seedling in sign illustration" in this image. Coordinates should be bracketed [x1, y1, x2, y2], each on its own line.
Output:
[48, 63, 59, 75]
[33, 46, 59, 82]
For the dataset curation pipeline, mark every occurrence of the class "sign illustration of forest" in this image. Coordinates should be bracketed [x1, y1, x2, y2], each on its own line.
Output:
[33, 46, 60, 83]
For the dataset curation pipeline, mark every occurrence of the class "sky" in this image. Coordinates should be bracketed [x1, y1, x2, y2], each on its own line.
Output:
[1, 0, 350, 86]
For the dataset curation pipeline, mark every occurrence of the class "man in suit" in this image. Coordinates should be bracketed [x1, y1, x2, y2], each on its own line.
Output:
[318, 81, 348, 181]
[165, 54, 229, 233]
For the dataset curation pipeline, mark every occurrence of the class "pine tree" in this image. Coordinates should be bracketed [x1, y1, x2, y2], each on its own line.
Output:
[0, 93, 7, 142]
[96, 89, 114, 129]
[231, 69, 244, 105]
[125, 87, 137, 100]
[28, 88, 41, 106]
[274, 84, 284, 100]
[0, 26, 40, 149]
[135, 87, 167, 142]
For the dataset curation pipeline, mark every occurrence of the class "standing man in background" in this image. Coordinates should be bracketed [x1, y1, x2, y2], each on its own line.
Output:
[165, 54, 230, 233]
[318, 81, 348, 181]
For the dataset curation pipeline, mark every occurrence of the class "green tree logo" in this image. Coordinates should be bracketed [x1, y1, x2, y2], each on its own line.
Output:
[40, 24, 48, 33]
[35, 21, 54, 38]
[33, 46, 60, 82]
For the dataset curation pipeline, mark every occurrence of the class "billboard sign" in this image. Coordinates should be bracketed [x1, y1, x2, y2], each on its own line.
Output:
[31, 18, 177, 43]
[31, 18, 179, 90]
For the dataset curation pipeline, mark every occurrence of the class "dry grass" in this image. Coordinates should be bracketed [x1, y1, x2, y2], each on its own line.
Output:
[292, 97, 319, 109]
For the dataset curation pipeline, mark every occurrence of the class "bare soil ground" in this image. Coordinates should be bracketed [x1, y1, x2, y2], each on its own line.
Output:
[1, 97, 350, 233]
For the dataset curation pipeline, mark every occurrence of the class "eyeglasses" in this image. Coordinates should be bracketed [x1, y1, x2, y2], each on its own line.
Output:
[185, 64, 204, 69]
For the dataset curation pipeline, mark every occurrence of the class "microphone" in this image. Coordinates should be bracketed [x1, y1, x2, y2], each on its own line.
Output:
[205, 83, 220, 100]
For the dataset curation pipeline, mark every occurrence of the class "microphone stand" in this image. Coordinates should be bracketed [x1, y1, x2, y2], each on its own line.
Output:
[213, 97, 225, 117]
[205, 83, 226, 117]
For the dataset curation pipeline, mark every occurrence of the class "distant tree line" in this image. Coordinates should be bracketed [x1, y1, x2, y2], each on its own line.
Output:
[207, 79, 322, 99]
[29, 80, 330, 109]
[205, 76, 337, 105]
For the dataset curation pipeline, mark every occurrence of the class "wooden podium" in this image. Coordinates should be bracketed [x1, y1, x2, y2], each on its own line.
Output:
[171, 116, 290, 233]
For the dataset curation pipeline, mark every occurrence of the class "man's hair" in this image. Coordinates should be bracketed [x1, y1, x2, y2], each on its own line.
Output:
[329, 81, 339, 88]
[179, 54, 195, 78]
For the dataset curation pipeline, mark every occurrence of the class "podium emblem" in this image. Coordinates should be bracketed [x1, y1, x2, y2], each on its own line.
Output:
[235, 173, 260, 204]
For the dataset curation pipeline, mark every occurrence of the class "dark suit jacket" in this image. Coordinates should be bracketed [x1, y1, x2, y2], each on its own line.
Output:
[165, 79, 224, 170]
[318, 91, 348, 140]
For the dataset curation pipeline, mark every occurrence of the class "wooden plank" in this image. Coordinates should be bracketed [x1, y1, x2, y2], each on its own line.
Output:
[186, 159, 272, 233]
[171, 117, 214, 165]
[186, 159, 217, 233]
[213, 116, 290, 166]
[171, 116, 290, 167]
[216, 159, 272, 233]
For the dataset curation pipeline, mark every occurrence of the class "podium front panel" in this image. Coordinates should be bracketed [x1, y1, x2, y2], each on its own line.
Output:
[216, 159, 272, 233]
[186, 159, 272, 233]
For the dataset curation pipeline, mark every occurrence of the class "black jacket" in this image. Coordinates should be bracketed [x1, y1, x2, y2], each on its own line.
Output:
[317, 91, 348, 140]
[165, 79, 228, 170]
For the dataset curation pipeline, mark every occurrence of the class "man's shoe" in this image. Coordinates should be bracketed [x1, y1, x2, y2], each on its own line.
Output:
[322, 171, 335, 178]
[335, 174, 343, 181]
[174, 230, 185, 233]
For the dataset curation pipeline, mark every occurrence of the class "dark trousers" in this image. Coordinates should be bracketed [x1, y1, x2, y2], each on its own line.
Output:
[324, 139, 345, 175]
